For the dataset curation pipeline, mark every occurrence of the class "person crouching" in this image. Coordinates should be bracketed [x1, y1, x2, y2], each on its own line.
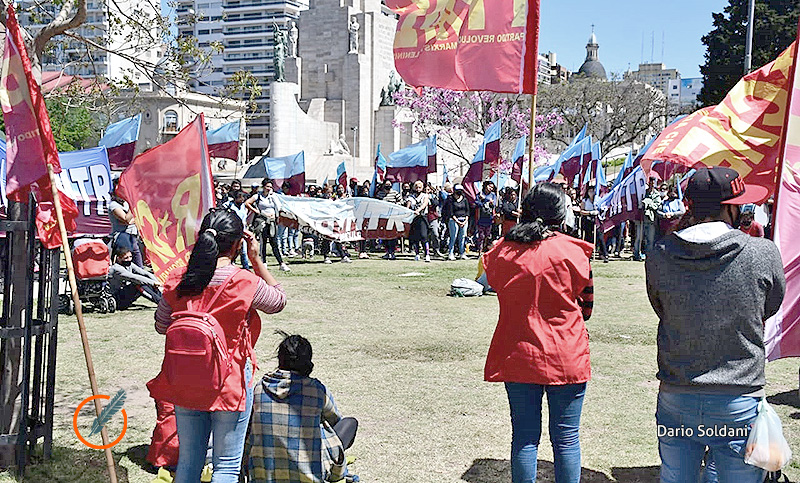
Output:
[249, 333, 358, 483]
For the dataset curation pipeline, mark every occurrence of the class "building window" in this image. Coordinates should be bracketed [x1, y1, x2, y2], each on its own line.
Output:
[198, 29, 210, 35]
[164, 110, 179, 133]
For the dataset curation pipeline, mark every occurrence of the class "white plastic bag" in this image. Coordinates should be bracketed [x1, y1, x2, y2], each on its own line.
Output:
[744, 399, 792, 471]
[450, 278, 484, 297]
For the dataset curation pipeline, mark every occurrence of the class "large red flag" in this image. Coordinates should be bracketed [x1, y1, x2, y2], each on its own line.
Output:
[386, 0, 540, 94]
[117, 115, 215, 283]
[766, 25, 800, 361]
[0, 5, 77, 248]
[641, 43, 796, 204]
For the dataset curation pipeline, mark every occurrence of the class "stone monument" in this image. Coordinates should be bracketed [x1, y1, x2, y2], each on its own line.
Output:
[348, 16, 360, 54]
[288, 21, 299, 58]
[272, 23, 287, 82]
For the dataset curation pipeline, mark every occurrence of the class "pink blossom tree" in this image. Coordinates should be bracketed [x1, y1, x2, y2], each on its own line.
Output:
[392, 87, 563, 178]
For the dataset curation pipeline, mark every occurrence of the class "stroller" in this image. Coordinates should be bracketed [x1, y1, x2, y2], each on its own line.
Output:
[59, 239, 116, 315]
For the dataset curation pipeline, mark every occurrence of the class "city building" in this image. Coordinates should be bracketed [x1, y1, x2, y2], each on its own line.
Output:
[679, 77, 703, 108]
[627, 62, 681, 97]
[543, 52, 570, 84]
[19, 0, 162, 90]
[537, 55, 551, 86]
[175, 0, 310, 160]
[576, 30, 607, 80]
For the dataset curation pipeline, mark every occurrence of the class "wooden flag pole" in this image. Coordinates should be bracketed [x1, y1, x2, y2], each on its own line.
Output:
[46, 165, 118, 483]
[527, 94, 537, 189]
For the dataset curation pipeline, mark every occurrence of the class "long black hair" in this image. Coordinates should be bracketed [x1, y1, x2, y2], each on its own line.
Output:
[176, 209, 244, 298]
[276, 331, 314, 377]
[505, 182, 566, 244]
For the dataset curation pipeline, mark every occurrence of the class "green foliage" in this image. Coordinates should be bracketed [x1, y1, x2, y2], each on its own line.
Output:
[45, 97, 100, 152]
[699, 0, 800, 106]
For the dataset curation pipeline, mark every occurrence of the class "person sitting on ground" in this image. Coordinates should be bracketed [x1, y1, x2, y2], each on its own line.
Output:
[738, 204, 764, 237]
[108, 246, 162, 310]
[250, 333, 358, 483]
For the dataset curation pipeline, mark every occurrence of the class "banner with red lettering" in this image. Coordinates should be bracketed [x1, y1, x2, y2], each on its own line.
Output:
[117, 115, 215, 283]
[386, 0, 540, 94]
[274, 194, 415, 242]
[641, 43, 796, 204]
[595, 166, 647, 233]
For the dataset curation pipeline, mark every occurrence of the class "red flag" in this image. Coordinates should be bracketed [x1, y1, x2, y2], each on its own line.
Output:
[117, 115, 215, 283]
[0, 5, 77, 248]
[641, 43, 796, 204]
[387, 0, 540, 94]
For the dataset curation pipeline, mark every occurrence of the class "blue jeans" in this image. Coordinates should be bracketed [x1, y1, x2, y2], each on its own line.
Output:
[505, 382, 586, 483]
[447, 218, 466, 256]
[643, 220, 657, 255]
[174, 359, 253, 483]
[656, 391, 764, 483]
[239, 245, 251, 270]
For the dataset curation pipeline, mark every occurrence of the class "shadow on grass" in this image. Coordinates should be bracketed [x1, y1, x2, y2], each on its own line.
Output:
[461, 458, 660, 482]
[768, 390, 800, 409]
[6, 445, 130, 483]
[124, 444, 158, 475]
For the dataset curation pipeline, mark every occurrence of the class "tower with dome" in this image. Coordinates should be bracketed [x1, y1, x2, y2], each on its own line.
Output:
[576, 27, 607, 80]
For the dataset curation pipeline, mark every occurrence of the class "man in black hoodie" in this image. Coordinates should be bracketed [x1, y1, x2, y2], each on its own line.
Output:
[645, 167, 785, 483]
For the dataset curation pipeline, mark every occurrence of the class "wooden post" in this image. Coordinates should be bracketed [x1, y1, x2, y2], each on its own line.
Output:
[527, 94, 537, 189]
[46, 165, 117, 483]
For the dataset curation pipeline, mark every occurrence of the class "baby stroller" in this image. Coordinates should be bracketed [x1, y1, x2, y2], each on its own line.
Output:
[59, 239, 116, 315]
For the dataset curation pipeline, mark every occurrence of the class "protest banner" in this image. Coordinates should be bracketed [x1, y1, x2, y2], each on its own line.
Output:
[595, 166, 647, 233]
[274, 194, 415, 242]
[117, 115, 215, 283]
[641, 43, 796, 204]
[387, 0, 540, 94]
[54, 147, 113, 236]
[243, 151, 305, 195]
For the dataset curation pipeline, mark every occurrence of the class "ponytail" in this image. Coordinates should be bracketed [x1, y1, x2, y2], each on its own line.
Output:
[176, 209, 244, 298]
[505, 182, 566, 244]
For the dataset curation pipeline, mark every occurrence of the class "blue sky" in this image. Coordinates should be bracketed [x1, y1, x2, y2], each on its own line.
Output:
[540, 0, 730, 79]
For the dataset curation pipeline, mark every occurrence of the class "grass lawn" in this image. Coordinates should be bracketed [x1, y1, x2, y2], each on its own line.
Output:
[1, 254, 798, 482]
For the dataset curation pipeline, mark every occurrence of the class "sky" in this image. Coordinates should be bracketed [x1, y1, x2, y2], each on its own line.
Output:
[540, 0, 730, 79]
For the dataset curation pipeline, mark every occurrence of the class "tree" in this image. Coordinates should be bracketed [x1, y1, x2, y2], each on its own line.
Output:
[392, 87, 563, 175]
[698, 0, 799, 107]
[536, 76, 667, 156]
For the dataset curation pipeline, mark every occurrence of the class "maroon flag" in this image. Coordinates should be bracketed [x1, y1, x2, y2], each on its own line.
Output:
[0, 5, 77, 248]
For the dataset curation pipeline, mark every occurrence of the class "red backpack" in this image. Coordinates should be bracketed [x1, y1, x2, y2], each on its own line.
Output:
[162, 272, 244, 394]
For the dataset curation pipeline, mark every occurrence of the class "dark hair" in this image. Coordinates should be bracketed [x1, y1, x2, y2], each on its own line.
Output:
[276, 331, 314, 376]
[176, 209, 244, 298]
[113, 245, 131, 259]
[687, 199, 724, 221]
[506, 182, 566, 244]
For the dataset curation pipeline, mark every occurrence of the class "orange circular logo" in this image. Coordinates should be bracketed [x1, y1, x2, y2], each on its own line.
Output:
[72, 394, 128, 449]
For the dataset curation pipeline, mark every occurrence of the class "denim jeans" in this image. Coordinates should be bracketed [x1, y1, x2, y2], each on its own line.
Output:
[174, 359, 253, 483]
[643, 220, 657, 255]
[656, 391, 764, 483]
[505, 382, 586, 483]
[239, 245, 251, 270]
[447, 218, 466, 256]
[633, 221, 644, 259]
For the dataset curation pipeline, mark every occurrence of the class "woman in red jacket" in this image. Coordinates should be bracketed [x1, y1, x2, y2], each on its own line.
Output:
[148, 209, 286, 483]
[483, 183, 594, 483]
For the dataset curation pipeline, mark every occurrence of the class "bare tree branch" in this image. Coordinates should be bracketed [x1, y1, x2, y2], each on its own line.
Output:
[33, 0, 87, 60]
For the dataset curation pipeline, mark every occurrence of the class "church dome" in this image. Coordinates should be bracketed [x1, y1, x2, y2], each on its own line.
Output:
[576, 28, 606, 80]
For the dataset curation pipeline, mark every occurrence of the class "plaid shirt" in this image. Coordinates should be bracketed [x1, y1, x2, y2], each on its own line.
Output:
[249, 370, 345, 483]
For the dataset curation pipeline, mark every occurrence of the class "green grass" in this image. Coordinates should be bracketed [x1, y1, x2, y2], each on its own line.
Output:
[1, 254, 798, 482]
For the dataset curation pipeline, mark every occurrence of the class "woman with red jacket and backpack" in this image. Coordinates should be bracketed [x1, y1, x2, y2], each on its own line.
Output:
[148, 209, 286, 483]
[483, 183, 594, 483]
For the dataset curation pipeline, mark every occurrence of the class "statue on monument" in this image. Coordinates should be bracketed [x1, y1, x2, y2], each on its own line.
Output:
[328, 133, 351, 155]
[348, 16, 360, 54]
[272, 23, 287, 82]
[288, 21, 298, 58]
[380, 71, 405, 106]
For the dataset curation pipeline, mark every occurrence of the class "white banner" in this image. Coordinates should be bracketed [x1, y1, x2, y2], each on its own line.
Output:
[274, 194, 415, 242]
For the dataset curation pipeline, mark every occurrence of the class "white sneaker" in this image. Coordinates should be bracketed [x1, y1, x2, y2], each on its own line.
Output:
[448, 253, 456, 261]
[341, 256, 352, 263]
[280, 263, 291, 272]
[425, 254, 431, 263]
[324, 257, 332, 264]
[460, 253, 469, 260]
[414, 254, 420, 261]
[288, 250, 297, 258]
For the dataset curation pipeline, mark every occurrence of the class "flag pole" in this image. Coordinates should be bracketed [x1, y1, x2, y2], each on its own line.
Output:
[527, 94, 537, 188]
[46, 165, 118, 483]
